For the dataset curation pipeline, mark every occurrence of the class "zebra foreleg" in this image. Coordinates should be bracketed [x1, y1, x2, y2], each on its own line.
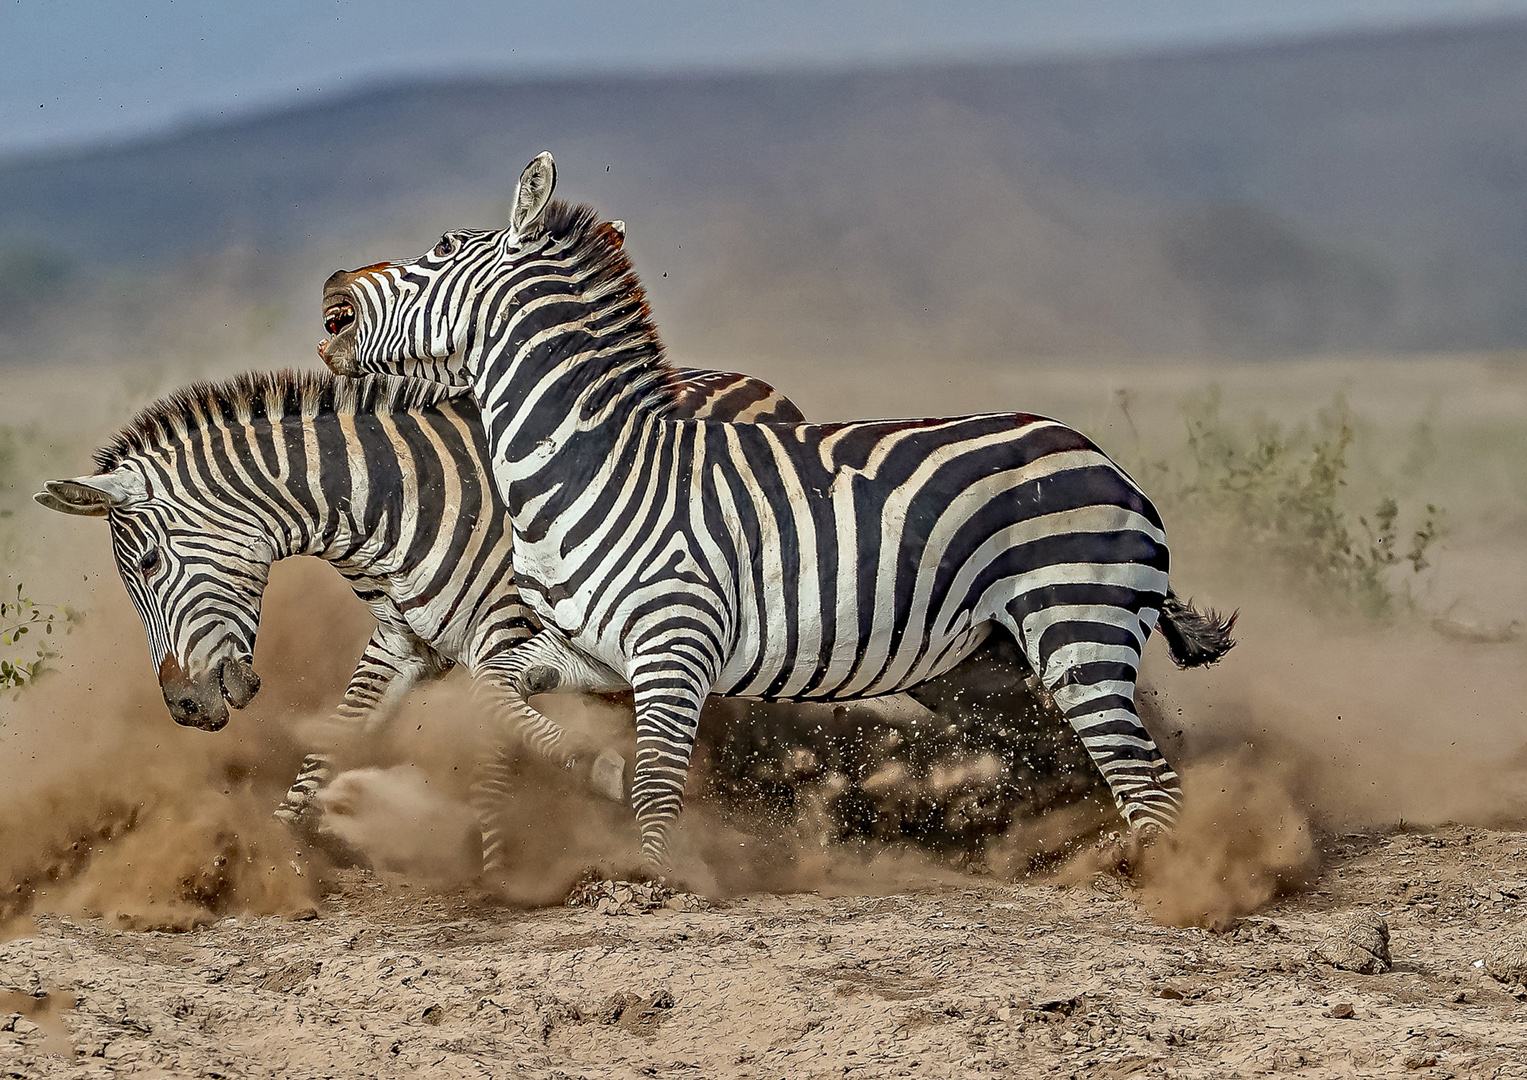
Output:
[274, 627, 448, 850]
[626, 654, 712, 873]
[472, 633, 630, 790]
[467, 665, 613, 874]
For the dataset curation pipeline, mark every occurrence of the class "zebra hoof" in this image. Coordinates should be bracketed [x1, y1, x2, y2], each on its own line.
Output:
[1112, 822, 1172, 877]
[273, 802, 322, 842]
[1131, 821, 1173, 855]
[590, 750, 628, 803]
[274, 805, 372, 869]
[308, 826, 373, 870]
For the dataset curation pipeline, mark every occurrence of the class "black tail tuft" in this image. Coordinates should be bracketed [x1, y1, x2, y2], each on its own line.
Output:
[1158, 589, 1237, 668]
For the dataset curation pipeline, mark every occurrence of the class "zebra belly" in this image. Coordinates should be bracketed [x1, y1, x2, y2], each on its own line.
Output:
[710, 612, 993, 701]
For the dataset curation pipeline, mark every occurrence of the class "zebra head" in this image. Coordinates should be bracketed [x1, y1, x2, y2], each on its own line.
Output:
[37, 469, 267, 732]
[318, 151, 560, 386]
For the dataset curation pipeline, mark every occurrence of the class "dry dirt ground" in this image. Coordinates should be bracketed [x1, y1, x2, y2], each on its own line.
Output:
[4, 825, 1527, 1080]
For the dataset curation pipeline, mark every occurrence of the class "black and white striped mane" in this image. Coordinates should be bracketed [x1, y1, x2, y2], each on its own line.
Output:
[533, 200, 684, 416]
[93, 370, 466, 473]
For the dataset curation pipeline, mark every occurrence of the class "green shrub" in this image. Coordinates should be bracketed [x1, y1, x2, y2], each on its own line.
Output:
[2, 422, 79, 695]
[1124, 389, 1442, 619]
[0, 584, 78, 694]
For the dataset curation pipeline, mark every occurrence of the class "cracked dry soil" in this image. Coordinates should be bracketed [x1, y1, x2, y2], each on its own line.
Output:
[4, 825, 1527, 1079]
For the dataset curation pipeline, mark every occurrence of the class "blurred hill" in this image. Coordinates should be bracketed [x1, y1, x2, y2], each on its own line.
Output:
[2, 18, 1526, 363]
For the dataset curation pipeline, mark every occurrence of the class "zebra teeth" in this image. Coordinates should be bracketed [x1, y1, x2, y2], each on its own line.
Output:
[323, 300, 356, 337]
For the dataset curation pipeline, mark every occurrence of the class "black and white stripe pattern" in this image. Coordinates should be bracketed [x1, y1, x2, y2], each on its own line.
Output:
[38, 366, 806, 871]
[319, 153, 1235, 868]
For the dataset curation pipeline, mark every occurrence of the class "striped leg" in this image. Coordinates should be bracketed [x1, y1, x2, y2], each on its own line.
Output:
[627, 650, 713, 872]
[275, 754, 338, 831]
[1005, 604, 1182, 832]
[274, 627, 447, 837]
[469, 722, 515, 877]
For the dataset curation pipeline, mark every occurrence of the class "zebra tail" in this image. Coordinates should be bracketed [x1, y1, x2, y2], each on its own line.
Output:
[1158, 589, 1237, 668]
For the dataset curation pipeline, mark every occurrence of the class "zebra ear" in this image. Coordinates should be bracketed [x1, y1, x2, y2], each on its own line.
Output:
[509, 151, 556, 237]
[36, 472, 144, 517]
[34, 491, 96, 516]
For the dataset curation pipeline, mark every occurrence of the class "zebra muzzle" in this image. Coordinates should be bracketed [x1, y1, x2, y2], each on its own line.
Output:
[160, 653, 231, 731]
[217, 655, 262, 709]
[158, 654, 260, 731]
[317, 331, 357, 374]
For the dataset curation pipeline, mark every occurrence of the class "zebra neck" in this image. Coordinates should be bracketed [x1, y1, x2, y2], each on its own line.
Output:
[468, 276, 669, 523]
[209, 415, 417, 570]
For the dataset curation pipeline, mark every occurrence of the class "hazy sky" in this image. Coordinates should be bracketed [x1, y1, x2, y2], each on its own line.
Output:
[3, 0, 1524, 160]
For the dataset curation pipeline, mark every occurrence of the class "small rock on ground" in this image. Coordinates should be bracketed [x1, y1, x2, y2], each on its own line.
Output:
[1312, 913, 1392, 974]
[564, 876, 708, 915]
[1483, 924, 1527, 985]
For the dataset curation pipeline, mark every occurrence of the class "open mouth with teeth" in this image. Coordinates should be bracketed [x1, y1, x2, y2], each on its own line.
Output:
[318, 296, 357, 371]
[324, 299, 354, 337]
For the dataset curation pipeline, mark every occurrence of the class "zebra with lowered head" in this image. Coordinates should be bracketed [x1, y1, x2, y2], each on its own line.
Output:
[36, 365, 806, 871]
[317, 151, 1236, 871]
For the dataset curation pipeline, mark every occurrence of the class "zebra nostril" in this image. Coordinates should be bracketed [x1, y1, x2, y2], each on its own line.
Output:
[178, 698, 200, 714]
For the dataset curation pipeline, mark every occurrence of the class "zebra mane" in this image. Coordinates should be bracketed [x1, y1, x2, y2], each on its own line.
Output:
[537, 200, 681, 413]
[93, 369, 467, 473]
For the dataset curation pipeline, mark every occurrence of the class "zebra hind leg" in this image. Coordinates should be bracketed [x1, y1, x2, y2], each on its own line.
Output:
[1001, 602, 1182, 835]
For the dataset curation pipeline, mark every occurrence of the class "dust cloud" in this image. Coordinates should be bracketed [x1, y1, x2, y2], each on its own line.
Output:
[0, 989, 75, 1057]
[0, 553, 352, 935]
[2, 355, 1525, 935]
[1133, 752, 1320, 930]
[0, 534, 1013, 925]
[316, 767, 480, 882]
[1067, 539, 1527, 928]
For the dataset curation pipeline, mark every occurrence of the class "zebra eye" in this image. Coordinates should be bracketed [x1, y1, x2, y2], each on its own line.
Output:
[433, 234, 459, 258]
[139, 548, 163, 576]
